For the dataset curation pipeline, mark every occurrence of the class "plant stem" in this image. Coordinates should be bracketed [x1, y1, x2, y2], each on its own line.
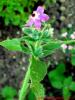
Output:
[64, 40, 75, 44]
[19, 58, 31, 100]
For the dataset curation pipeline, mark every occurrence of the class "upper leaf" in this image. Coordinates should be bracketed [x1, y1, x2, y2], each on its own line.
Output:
[42, 40, 62, 57]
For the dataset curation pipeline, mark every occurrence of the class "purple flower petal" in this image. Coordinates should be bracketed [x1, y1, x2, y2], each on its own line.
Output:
[25, 19, 33, 27]
[34, 20, 41, 29]
[36, 6, 44, 14]
[39, 14, 49, 22]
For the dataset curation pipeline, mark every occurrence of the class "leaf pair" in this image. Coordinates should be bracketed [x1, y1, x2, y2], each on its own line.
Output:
[0, 38, 62, 58]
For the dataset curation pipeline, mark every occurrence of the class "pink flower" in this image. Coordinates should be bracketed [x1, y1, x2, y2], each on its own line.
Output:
[61, 44, 67, 49]
[26, 6, 49, 29]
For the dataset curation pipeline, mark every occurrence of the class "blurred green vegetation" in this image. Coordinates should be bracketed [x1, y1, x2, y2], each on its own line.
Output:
[0, 0, 38, 26]
[0, 86, 17, 100]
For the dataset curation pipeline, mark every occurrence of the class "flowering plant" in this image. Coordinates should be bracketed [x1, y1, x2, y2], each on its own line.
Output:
[0, 6, 75, 100]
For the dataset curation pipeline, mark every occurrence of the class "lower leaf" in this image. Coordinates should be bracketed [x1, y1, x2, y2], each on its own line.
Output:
[31, 83, 45, 100]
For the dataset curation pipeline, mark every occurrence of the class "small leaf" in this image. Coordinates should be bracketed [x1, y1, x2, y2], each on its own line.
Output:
[23, 27, 32, 34]
[23, 28, 40, 41]
[42, 40, 62, 57]
[62, 77, 72, 100]
[64, 77, 72, 86]
[0, 38, 22, 51]
[1, 86, 17, 98]
[48, 70, 64, 89]
[70, 82, 75, 91]
[48, 64, 65, 89]
[63, 87, 71, 100]
[30, 56, 47, 82]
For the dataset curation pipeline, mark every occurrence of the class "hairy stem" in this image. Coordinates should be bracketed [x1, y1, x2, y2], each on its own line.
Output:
[19, 57, 32, 100]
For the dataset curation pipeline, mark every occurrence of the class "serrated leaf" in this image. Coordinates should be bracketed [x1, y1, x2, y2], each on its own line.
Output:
[70, 82, 75, 91]
[1, 86, 17, 98]
[30, 56, 47, 82]
[0, 38, 22, 51]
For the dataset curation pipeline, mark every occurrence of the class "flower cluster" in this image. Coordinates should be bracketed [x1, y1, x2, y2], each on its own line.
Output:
[61, 31, 75, 51]
[25, 6, 49, 29]
[61, 31, 75, 39]
[61, 44, 73, 50]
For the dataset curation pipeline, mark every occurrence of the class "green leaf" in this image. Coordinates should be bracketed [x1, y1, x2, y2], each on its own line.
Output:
[50, 78, 64, 89]
[0, 38, 22, 51]
[71, 55, 75, 66]
[20, 40, 32, 54]
[63, 87, 71, 100]
[31, 83, 45, 100]
[64, 77, 72, 86]
[42, 40, 62, 57]
[28, 90, 36, 100]
[48, 63, 65, 89]
[23, 27, 32, 34]
[49, 0, 56, 3]
[1, 86, 17, 98]
[56, 63, 65, 74]
[70, 82, 75, 91]
[62, 77, 72, 100]
[48, 70, 64, 89]
[23, 28, 40, 41]
[30, 56, 47, 82]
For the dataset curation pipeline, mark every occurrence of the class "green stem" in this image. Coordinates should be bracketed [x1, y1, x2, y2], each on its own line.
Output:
[64, 40, 75, 44]
[19, 58, 31, 100]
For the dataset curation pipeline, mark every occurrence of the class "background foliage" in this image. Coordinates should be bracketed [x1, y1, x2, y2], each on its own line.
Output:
[0, 0, 38, 26]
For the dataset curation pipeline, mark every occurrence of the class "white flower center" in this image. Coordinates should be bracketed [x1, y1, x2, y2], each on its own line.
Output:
[31, 11, 40, 21]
